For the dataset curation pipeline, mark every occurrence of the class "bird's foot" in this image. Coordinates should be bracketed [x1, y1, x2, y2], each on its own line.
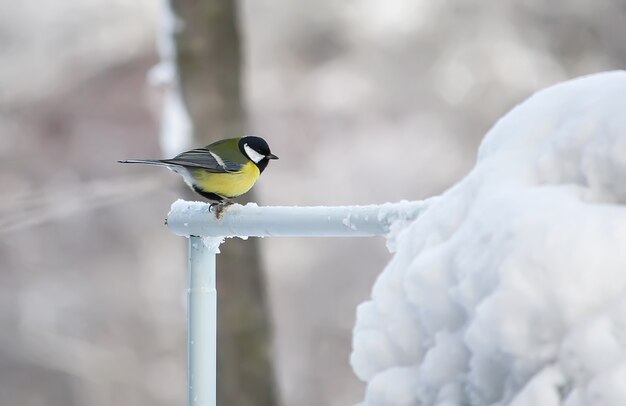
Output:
[209, 201, 234, 220]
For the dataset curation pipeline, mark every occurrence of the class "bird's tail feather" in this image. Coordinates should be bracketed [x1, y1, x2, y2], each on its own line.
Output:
[117, 159, 168, 166]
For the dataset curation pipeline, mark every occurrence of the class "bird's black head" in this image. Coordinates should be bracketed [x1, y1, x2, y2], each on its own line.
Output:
[239, 136, 278, 173]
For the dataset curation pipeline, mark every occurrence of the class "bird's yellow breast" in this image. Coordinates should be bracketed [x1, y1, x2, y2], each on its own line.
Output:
[192, 161, 260, 198]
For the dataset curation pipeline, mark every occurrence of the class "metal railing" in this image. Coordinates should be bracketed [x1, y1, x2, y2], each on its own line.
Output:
[166, 199, 432, 406]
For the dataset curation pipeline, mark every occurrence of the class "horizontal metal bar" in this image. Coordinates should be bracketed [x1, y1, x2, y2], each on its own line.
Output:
[167, 199, 434, 238]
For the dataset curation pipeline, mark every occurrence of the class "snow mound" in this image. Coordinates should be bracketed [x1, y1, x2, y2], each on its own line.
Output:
[351, 71, 626, 406]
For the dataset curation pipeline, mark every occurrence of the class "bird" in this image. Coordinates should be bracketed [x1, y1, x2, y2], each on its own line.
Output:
[118, 136, 278, 215]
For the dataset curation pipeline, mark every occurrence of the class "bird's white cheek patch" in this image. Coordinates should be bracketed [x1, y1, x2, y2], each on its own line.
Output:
[244, 143, 265, 163]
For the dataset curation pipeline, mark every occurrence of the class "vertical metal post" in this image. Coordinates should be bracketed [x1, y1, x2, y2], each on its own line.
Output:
[188, 236, 219, 406]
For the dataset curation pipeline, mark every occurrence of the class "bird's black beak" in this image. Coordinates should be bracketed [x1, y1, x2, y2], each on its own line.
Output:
[267, 153, 279, 160]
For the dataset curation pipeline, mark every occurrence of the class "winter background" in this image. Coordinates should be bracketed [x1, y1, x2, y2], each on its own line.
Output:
[1, 1, 625, 405]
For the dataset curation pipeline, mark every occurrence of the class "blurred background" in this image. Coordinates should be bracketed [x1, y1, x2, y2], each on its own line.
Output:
[0, 1, 624, 405]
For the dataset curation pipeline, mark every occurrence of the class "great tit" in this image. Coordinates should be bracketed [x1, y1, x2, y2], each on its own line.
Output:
[119, 136, 278, 204]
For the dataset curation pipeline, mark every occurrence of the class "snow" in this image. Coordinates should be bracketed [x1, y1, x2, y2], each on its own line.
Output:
[351, 71, 626, 406]
[200, 237, 223, 253]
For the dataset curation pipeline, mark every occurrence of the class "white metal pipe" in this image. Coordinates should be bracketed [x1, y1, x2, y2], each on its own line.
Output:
[176, 198, 434, 406]
[188, 236, 220, 406]
[168, 199, 434, 238]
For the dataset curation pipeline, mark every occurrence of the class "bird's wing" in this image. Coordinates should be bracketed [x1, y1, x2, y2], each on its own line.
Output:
[163, 148, 243, 173]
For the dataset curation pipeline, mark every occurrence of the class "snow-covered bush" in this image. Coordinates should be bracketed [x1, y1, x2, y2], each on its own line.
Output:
[352, 71, 626, 406]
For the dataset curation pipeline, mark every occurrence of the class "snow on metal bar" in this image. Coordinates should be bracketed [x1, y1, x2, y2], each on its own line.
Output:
[167, 199, 434, 238]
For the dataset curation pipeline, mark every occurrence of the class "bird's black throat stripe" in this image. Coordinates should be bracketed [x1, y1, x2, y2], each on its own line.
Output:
[192, 186, 225, 202]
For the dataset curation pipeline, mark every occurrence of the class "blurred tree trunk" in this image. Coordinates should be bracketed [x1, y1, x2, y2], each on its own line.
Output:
[168, 1, 279, 405]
